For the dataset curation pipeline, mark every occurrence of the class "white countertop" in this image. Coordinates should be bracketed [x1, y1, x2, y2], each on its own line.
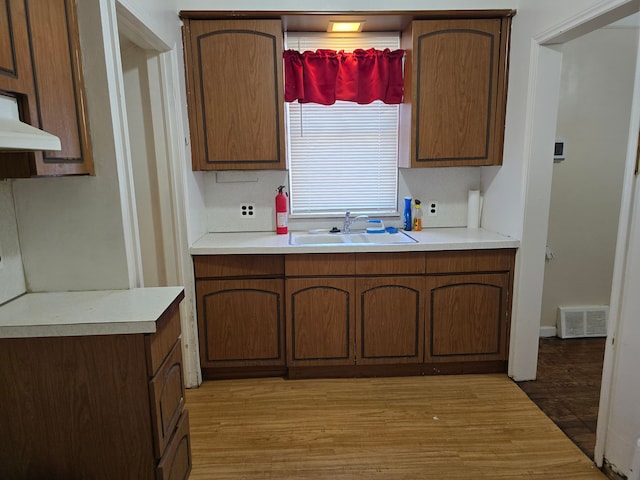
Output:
[190, 227, 520, 255]
[0, 287, 184, 338]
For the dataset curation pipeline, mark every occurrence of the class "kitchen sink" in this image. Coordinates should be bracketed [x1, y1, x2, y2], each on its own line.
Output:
[289, 231, 417, 246]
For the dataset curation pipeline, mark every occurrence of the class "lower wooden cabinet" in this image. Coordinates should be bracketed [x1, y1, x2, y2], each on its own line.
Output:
[193, 249, 515, 379]
[196, 278, 285, 367]
[0, 294, 190, 480]
[425, 273, 511, 363]
[157, 410, 192, 480]
[286, 277, 355, 366]
[356, 276, 425, 365]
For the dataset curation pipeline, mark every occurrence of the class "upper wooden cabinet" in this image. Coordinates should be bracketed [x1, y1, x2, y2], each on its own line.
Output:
[399, 17, 512, 167]
[0, 0, 94, 178]
[0, 0, 32, 98]
[182, 19, 286, 171]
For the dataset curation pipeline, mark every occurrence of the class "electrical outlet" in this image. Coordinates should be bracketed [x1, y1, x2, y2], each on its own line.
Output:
[239, 203, 256, 219]
[427, 201, 439, 216]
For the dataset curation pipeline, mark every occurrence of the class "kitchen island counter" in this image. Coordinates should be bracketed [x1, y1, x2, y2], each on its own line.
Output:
[0, 285, 190, 479]
[0, 286, 184, 338]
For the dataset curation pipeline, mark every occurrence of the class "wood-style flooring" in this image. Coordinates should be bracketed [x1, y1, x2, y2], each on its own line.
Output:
[186, 374, 604, 479]
[517, 337, 606, 459]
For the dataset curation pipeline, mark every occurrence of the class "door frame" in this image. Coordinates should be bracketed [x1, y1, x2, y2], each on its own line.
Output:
[114, 1, 201, 388]
[520, 1, 640, 469]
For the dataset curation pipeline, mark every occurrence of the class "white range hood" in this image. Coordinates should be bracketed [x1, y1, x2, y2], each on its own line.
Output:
[0, 94, 61, 152]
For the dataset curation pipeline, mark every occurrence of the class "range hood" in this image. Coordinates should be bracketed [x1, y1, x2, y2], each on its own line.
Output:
[0, 94, 61, 151]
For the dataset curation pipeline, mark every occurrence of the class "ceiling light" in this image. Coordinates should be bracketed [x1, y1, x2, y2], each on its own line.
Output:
[327, 21, 364, 33]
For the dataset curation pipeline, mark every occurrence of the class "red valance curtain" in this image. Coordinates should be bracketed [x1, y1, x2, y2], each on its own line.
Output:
[283, 48, 405, 105]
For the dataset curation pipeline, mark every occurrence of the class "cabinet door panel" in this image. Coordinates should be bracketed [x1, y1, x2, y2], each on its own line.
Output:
[0, 0, 93, 178]
[196, 279, 284, 367]
[356, 277, 424, 364]
[418, 20, 499, 162]
[146, 299, 182, 376]
[26, 0, 93, 174]
[287, 278, 355, 366]
[0, 0, 19, 83]
[184, 19, 285, 170]
[149, 340, 185, 459]
[426, 273, 509, 362]
[156, 410, 192, 480]
[401, 17, 510, 167]
[0, 0, 32, 94]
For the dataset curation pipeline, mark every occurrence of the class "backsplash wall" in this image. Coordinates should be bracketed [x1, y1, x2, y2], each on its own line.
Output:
[204, 167, 481, 233]
[0, 181, 26, 304]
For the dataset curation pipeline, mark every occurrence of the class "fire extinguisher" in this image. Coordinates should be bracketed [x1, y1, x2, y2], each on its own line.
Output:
[275, 185, 288, 234]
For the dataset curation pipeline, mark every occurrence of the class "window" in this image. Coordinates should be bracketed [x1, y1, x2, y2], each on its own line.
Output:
[285, 32, 401, 217]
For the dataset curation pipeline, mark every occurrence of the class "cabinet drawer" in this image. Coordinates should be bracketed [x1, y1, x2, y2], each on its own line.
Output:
[194, 254, 284, 278]
[426, 249, 515, 274]
[285, 253, 356, 276]
[356, 252, 425, 275]
[156, 409, 192, 480]
[149, 339, 185, 459]
[146, 298, 182, 376]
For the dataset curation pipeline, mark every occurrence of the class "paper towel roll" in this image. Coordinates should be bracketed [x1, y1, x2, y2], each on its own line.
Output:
[467, 190, 481, 229]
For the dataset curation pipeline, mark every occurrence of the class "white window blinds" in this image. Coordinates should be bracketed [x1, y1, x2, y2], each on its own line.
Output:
[285, 32, 401, 216]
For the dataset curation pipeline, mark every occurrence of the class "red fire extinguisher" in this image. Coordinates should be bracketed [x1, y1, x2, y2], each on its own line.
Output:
[275, 185, 288, 234]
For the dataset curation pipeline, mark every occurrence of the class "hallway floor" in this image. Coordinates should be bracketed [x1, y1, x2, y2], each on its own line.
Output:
[517, 337, 606, 459]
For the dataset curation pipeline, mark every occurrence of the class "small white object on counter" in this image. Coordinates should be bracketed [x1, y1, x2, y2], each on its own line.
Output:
[467, 190, 482, 229]
[0, 287, 183, 338]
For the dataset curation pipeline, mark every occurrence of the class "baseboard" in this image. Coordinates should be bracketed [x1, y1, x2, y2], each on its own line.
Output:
[539, 326, 557, 338]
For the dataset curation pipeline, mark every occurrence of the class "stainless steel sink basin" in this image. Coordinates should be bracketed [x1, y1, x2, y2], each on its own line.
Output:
[289, 231, 417, 246]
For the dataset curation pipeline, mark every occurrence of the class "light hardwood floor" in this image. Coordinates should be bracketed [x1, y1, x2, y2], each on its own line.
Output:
[186, 374, 605, 479]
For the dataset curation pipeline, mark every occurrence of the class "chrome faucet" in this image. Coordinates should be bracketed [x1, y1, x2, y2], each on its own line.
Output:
[343, 211, 368, 233]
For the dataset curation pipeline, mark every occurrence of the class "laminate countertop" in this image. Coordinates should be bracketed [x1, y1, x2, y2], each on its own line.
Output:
[0, 287, 184, 338]
[190, 227, 520, 255]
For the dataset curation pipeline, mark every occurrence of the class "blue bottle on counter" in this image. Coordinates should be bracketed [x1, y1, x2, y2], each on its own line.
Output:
[403, 197, 412, 231]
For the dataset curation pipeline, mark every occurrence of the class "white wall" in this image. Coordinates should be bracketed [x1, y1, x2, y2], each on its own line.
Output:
[202, 168, 481, 233]
[117, 0, 209, 247]
[0, 181, 26, 304]
[12, 0, 133, 292]
[541, 26, 637, 329]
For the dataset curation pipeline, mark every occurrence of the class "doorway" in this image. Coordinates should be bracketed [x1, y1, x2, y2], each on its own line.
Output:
[119, 39, 180, 287]
[521, 13, 639, 465]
